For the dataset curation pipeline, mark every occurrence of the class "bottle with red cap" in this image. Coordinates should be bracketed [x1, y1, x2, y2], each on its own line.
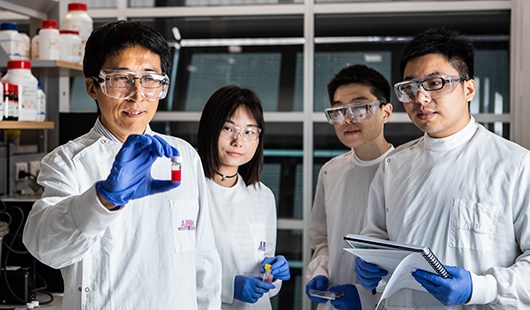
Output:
[39, 20, 59, 60]
[59, 30, 82, 63]
[62, 2, 93, 61]
[2, 60, 38, 121]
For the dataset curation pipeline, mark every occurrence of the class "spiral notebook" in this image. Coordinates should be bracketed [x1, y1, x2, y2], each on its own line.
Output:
[344, 234, 451, 279]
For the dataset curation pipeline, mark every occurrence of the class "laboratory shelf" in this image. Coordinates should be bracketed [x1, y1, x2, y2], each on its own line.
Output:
[0, 0, 57, 20]
[0, 121, 54, 129]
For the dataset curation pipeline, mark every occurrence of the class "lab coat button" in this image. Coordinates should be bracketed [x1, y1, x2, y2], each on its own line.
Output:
[84, 287, 91, 293]
[78, 287, 82, 292]
[386, 208, 389, 212]
[386, 158, 391, 163]
[101, 140, 107, 144]
[74, 157, 80, 162]
[410, 147, 414, 150]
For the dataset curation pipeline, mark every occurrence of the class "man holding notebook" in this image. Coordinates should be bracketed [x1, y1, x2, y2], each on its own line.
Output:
[357, 27, 530, 309]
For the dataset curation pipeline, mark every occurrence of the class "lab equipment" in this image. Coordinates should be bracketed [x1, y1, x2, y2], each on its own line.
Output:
[93, 69, 170, 101]
[96, 135, 180, 206]
[220, 123, 262, 141]
[171, 155, 181, 182]
[328, 284, 361, 310]
[2, 60, 38, 121]
[234, 275, 275, 303]
[324, 99, 385, 125]
[261, 255, 290, 280]
[0, 23, 22, 60]
[38, 20, 59, 61]
[411, 265, 472, 306]
[354, 257, 388, 290]
[305, 275, 329, 303]
[308, 289, 344, 300]
[262, 264, 273, 283]
[3, 83, 18, 120]
[36, 81, 46, 121]
[59, 30, 82, 63]
[394, 75, 467, 103]
[0, 221, 9, 281]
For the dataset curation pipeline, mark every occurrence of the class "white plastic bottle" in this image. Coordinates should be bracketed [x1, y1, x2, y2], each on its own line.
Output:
[62, 2, 93, 61]
[2, 60, 38, 121]
[37, 81, 46, 122]
[31, 28, 40, 60]
[59, 30, 82, 63]
[20, 32, 30, 60]
[0, 22, 22, 60]
[0, 73, 3, 119]
[39, 20, 59, 61]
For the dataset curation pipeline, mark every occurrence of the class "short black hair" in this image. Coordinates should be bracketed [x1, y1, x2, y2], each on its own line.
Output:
[198, 86, 265, 186]
[327, 64, 391, 105]
[399, 27, 475, 80]
[83, 20, 171, 78]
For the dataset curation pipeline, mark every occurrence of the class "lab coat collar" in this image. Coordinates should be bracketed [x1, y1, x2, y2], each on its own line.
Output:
[423, 116, 478, 151]
[93, 117, 153, 143]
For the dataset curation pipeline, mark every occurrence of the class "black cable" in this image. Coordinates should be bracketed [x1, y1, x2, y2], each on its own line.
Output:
[33, 274, 54, 305]
[33, 290, 54, 305]
[3, 206, 28, 303]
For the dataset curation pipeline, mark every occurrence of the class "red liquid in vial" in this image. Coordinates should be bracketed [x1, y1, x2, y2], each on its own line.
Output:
[172, 170, 181, 182]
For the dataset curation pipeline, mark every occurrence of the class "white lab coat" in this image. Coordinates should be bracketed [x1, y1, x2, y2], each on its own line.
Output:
[306, 148, 393, 310]
[22, 123, 222, 310]
[362, 117, 530, 310]
[206, 177, 281, 310]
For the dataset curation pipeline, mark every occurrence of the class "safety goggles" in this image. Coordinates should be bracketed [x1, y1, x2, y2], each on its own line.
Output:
[93, 69, 170, 101]
[324, 100, 385, 125]
[394, 75, 466, 103]
[220, 123, 262, 141]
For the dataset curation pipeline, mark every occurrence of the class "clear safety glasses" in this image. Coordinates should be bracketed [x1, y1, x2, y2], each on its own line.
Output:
[93, 69, 170, 101]
[324, 100, 385, 125]
[394, 75, 466, 103]
[220, 123, 262, 141]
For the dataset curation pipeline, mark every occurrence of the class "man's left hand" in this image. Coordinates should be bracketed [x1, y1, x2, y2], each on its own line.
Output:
[412, 265, 472, 306]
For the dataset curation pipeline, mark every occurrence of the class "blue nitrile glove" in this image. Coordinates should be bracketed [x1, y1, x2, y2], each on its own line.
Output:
[305, 275, 329, 303]
[354, 257, 388, 290]
[96, 134, 180, 206]
[261, 256, 290, 280]
[411, 265, 472, 306]
[328, 284, 362, 310]
[234, 275, 276, 303]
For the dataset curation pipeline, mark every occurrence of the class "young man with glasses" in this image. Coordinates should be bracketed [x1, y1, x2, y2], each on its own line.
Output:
[23, 21, 222, 310]
[306, 64, 393, 310]
[356, 27, 530, 309]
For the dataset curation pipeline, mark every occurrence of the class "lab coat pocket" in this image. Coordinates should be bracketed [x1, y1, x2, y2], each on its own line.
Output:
[248, 223, 267, 263]
[170, 199, 199, 253]
[449, 199, 500, 252]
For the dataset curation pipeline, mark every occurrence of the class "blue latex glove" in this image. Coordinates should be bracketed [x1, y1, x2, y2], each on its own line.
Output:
[305, 275, 329, 304]
[96, 134, 180, 206]
[354, 257, 388, 290]
[234, 275, 276, 303]
[411, 265, 472, 306]
[328, 284, 362, 310]
[261, 256, 290, 280]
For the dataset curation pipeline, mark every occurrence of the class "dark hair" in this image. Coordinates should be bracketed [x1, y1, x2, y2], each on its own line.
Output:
[327, 64, 391, 105]
[198, 86, 265, 186]
[399, 27, 475, 80]
[83, 20, 172, 78]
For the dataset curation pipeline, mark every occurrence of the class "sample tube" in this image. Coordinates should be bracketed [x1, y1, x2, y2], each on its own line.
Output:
[171, 155, 181, 182]
[262, 264, 273, 283]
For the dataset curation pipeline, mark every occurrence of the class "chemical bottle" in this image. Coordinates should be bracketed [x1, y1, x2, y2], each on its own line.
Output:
[31, 28, 40, 60]
[20, 32, 30, 60]
[2, 61, 38, 121]
[0, 73, 3, 119]
[0, 22, 22, 60]
[39, 20, 59, 60]
[62, 2, 93, 61]
[37, 81, 46, 122]
[3, 83, 19, 120]
[171, 155, 182, 182]
[59, 30, 82, 63]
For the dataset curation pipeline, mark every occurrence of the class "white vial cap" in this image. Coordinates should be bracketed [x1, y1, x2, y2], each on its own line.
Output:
[32, 300, 39, 306]
[171, 155, 181, 163]
[26, 302, 35, 309]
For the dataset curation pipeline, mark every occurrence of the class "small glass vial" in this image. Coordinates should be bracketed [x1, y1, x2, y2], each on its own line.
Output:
[262, 264, 273, 283]
[171, 155, 181, 182]
[26, 302, 35, 309]
[31, 300, 39, 308]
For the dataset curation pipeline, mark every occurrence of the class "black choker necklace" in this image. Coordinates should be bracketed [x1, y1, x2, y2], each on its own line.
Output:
[216, 171, 237, 182]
